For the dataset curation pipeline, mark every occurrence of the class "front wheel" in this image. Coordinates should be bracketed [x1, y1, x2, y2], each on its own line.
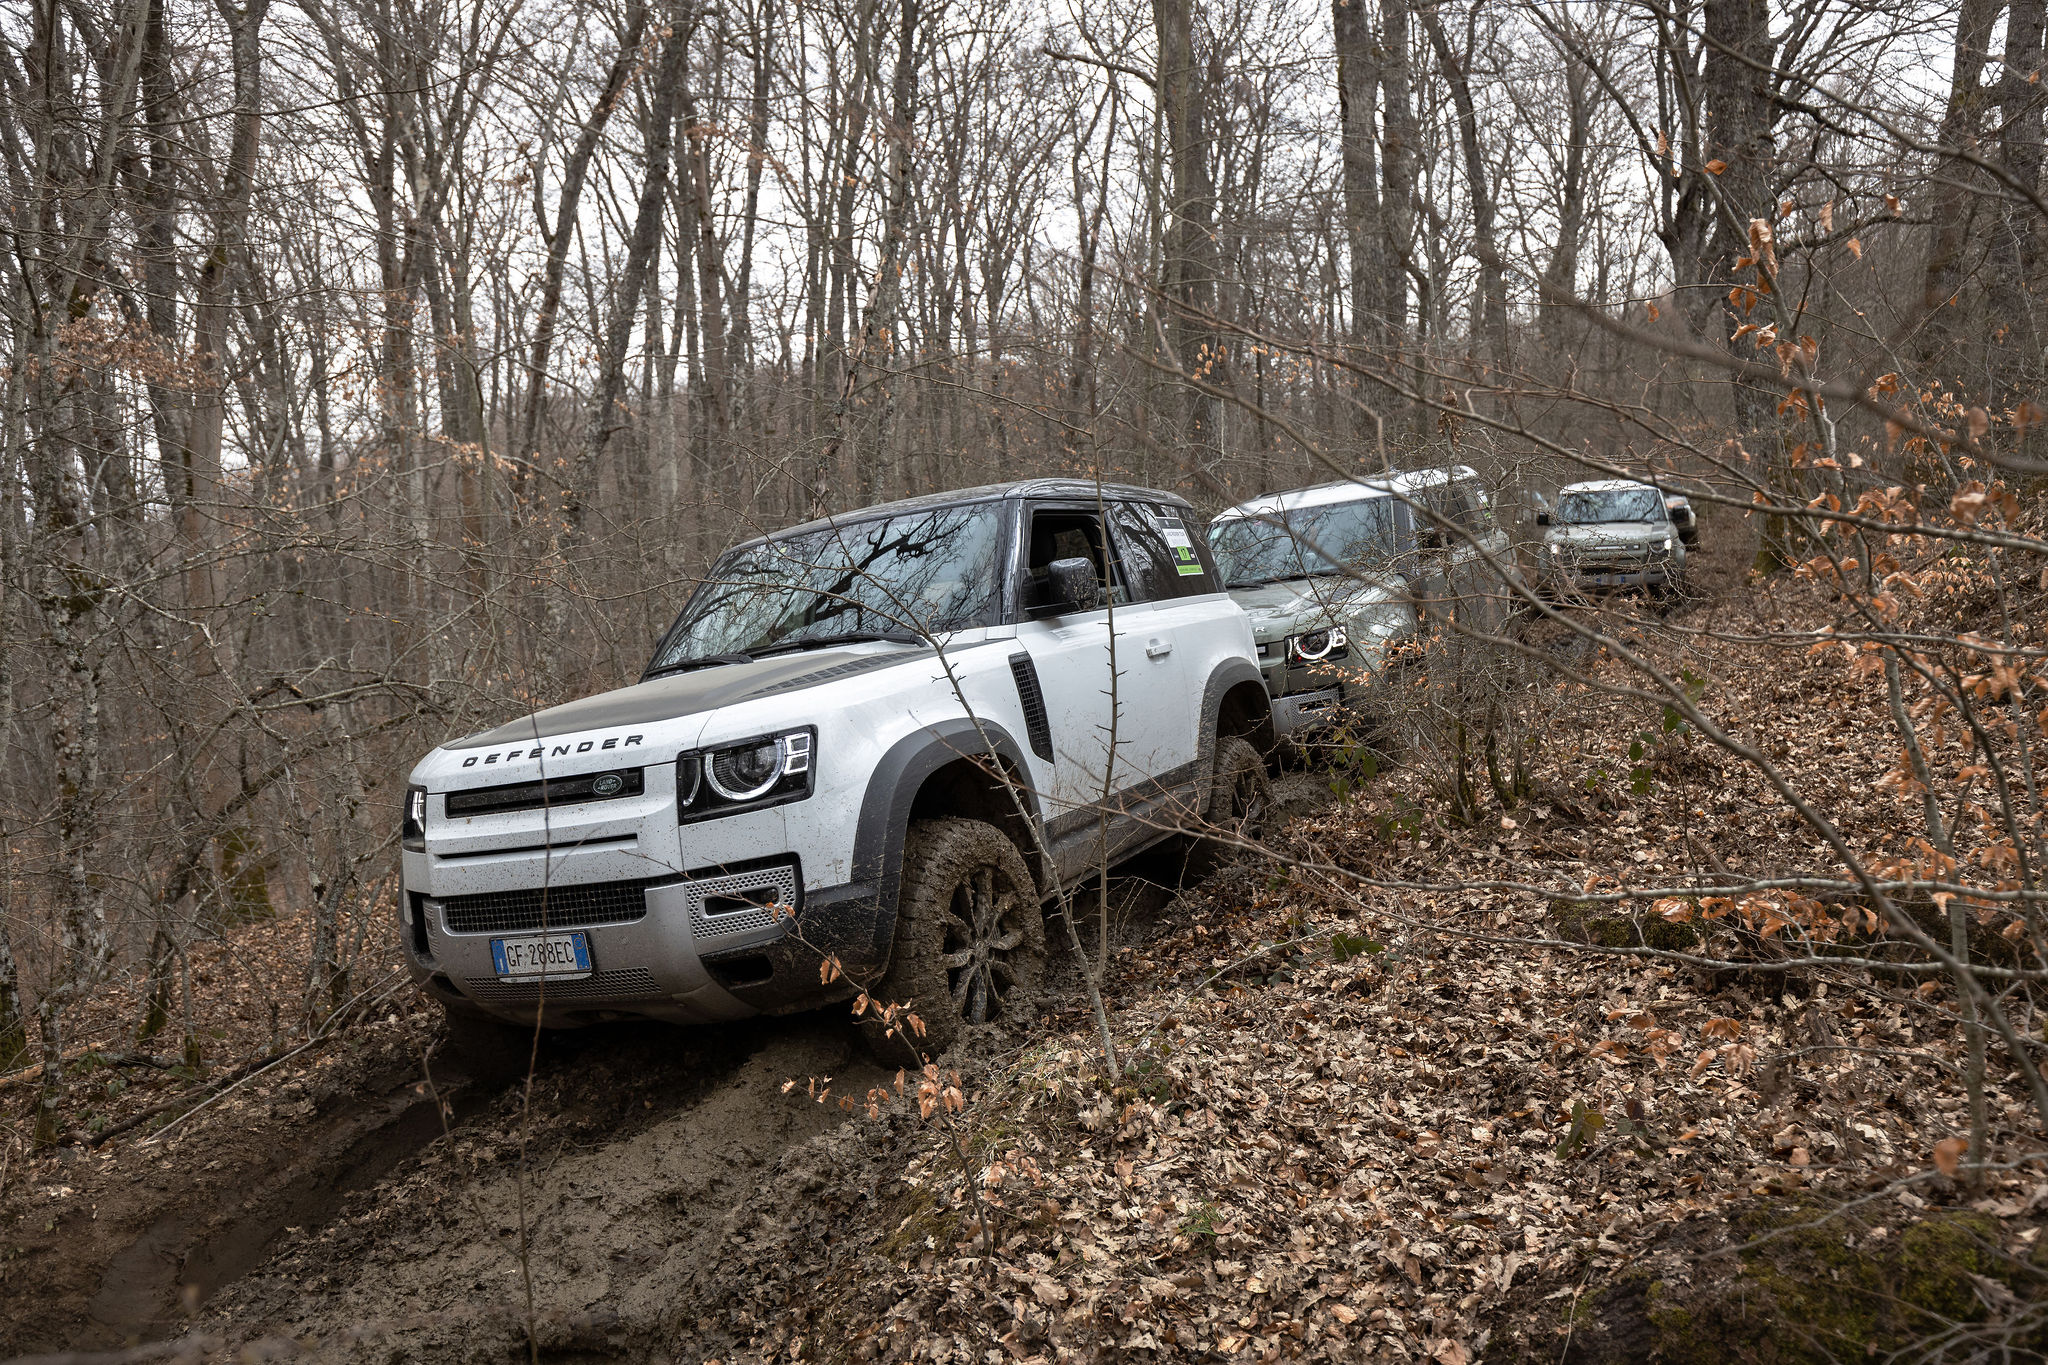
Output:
[867, 818, 1044, 1057]
[1180, 735, 1273, 883]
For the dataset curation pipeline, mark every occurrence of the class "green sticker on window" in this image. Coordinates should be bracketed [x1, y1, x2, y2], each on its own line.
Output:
[1162, 527, 1204, 576]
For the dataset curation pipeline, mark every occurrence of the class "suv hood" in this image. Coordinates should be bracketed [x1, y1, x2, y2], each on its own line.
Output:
[1228, 574, 1404, 641]
[1545, 521, 1669, 551]
[446, 642, 930, 751]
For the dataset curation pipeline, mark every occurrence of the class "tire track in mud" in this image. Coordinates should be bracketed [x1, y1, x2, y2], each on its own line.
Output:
[61, 778, 1341, 1362]
[75, 1068, 498, 1349]
[187, 1017, 886, 1360]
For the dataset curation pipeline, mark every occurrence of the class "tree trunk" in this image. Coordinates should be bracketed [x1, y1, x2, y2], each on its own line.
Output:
[1379, 0, 1423, 434]
[1331, 0, 1385, 352]
[1539, 51, 1591, 351]
[185, 0, 272, 638]
[566, 9, 689, 538]
[1700, 0, 1778, 441]
[1153, 0, 1222, 474]
[817, 0, 928, 507]
[1991, 0, 2046, 420]
[1919, 0, 2003, 386]
[1420, 7, 1506, 371]
[514, 0, 652, 466]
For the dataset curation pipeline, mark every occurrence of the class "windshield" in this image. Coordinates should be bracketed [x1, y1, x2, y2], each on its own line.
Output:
[1210, 495, 1406, 586]
[1556, 487, 1664, 524]
[647, 505, 1004, 670]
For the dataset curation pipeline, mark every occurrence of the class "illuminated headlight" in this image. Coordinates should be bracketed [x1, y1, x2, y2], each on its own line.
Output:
[1289, 627, 1347, 663]
[678, 728, 814, 822]
[1661, 535, 1674, 553]
[1547, 542, 1562, 557]
[402, 784, 427, 851]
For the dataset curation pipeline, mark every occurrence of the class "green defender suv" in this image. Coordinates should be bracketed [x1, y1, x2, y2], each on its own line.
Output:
[1208, 467, 1508, 738]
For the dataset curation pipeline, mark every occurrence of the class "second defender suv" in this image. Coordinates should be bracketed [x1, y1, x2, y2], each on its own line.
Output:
[399, 480, 1272, 1049]
[1208, 467, 1508, 737]
[1537, 478, 1687, 594]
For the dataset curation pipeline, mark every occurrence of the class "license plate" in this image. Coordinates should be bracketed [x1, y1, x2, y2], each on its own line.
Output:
[490, 931, 592, 980]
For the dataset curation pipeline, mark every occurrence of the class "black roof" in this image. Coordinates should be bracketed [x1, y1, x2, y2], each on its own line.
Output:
[732, 478, 1193, 552]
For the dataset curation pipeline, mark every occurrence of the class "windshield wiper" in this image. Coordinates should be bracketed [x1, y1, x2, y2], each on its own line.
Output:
[642, 652, 753, 681]
[745, 629, 923, 659]
[1229, 571, 1321, 588]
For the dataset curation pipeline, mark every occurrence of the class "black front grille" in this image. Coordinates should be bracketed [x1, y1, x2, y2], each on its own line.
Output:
[461, 969, 663, 1002]
[443, 768, 645, 818]
[438, 877, 673, 934]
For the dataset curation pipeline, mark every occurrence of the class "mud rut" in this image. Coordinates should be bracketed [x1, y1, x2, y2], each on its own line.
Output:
[47, 1016, 881, 1361]
[47, 776, 1336, 1362]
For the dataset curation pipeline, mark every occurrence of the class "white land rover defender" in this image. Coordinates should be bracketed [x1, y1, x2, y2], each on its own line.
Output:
[399, 480, 1272, 1049]
[1209, 467, 1508, 737]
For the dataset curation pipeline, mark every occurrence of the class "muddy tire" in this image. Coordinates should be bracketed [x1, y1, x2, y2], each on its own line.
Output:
[865, 818, 1043, 1059]
[1181, 735, 1272, 884]
[438, 1004, 535, 1084]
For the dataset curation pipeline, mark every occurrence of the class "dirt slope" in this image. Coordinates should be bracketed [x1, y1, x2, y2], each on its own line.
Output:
[203, 1016, 882, 1360]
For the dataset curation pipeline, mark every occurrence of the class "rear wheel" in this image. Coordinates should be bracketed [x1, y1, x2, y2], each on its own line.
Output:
[1181, 735, 1272, 883]
[867, 818, 1043, 1057]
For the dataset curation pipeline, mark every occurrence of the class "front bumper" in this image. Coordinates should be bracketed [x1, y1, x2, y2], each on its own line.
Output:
[1545, 561, 1674, 591]
[1271, 687, 1345, 737]
[403, 861, 856, 1028]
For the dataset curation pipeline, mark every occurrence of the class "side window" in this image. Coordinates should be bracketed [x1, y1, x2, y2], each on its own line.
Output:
[1416, 480, 1480, 547]
[1412, 484, 1452, 550]
[1147, 504, 1219, 591]
[1449, 479, 1489, 534]
[1105, 505, 1187, 601]
[1022, 506, 1128, 611]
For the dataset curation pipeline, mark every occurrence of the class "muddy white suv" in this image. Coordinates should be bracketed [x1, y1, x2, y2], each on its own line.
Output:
[1208, 466, 1507, 736]
[399, 480, 1272, 1048]
[1537, 479, 1687, 594]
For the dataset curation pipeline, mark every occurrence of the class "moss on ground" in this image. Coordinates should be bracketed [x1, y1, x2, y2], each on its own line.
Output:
[1534, 1204, 2045, 1363]
[1548, 898, 1702, 952]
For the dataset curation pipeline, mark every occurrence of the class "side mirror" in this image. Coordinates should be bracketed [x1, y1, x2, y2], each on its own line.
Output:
[1534, 512, 1551, 527]
[1043, 557, 1098, 614]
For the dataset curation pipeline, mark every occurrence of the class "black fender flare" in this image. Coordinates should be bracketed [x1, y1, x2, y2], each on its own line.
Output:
[1196, 657, 1274, 810]
[847, 716, 1040, 977]
[710, 717, 1042, 1011]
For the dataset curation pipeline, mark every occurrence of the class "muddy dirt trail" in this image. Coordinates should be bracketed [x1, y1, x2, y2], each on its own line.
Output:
[4, 1011, 884, 1362]
[9, 775, 1332, 1364]
[200, 1017, 883, 1360]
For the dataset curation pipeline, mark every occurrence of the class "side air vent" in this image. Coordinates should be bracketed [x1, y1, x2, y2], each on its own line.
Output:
[686, 861, 801, 940]
[1008, 653, 1055, 763]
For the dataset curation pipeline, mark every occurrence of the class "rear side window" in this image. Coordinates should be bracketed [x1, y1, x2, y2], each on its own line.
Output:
[1414, 478, 1485, 546]
[1127, 502, 1217, 597]
[1450, 479, 1490, 533]
[1107, 503, 1179, 602]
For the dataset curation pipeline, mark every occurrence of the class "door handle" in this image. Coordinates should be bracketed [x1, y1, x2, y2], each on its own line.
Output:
[1145, 638, 1172, 659]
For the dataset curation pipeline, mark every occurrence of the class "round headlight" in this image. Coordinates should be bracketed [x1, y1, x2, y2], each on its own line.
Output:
[708, 738, 784, 801]
[1293, 629, 1343, 662]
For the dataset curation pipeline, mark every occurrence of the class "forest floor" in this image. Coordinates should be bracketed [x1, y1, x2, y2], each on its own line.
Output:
[5, 573, 2048, 1363]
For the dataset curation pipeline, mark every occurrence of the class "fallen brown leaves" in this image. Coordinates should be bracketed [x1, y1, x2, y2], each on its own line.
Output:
[704, 581, 2048, 1363]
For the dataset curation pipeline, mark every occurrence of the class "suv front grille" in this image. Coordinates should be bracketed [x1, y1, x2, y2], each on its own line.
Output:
[438, 876, 675, 935]
[460, 969, 662, 1002]
[443, 767, 645, 819]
